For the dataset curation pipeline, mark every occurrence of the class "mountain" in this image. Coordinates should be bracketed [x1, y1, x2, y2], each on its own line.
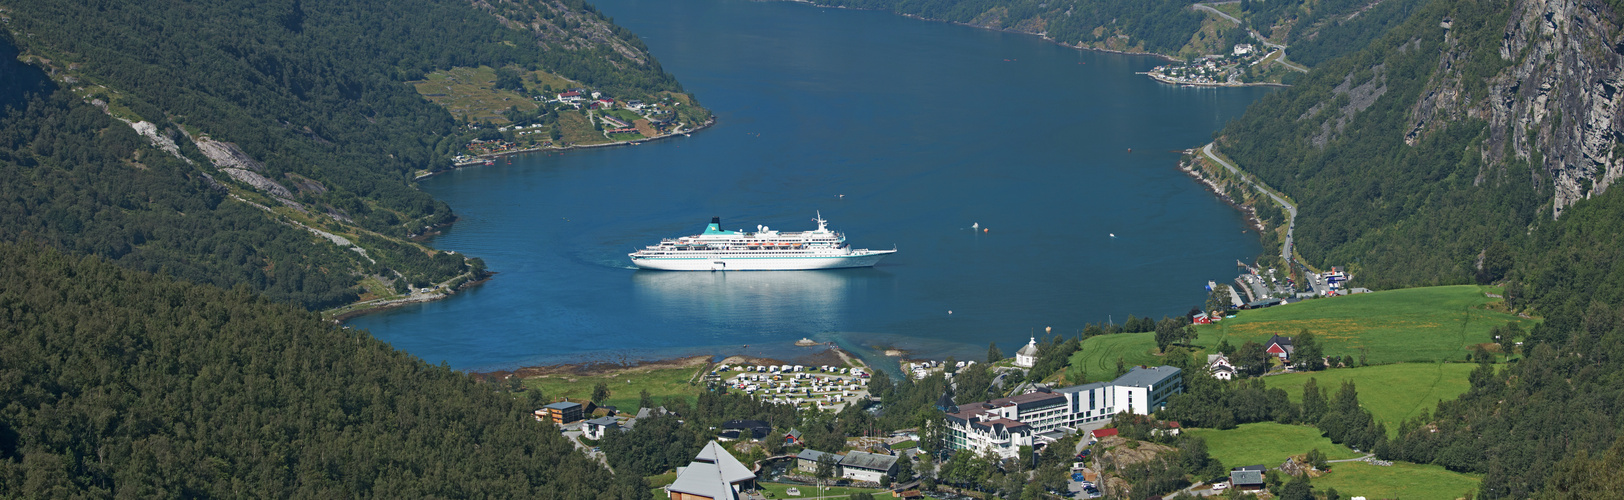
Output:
[0, 0, 700, 311]
[1215, 0, 1623, 292]
[1208, 1, 1624, 496]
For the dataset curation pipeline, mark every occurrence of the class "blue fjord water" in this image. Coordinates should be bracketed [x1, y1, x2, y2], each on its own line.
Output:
[347, 0, 1276, 371]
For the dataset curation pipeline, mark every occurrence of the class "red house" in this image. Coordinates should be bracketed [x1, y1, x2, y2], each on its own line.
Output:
[1265, 335, 1294, 360]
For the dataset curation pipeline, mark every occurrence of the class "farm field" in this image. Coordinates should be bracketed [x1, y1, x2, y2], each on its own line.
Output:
[1183, 422, 1361, 468]
[412, 66, 565, 124]
[1063, 286, 1524, 383]
[1195, 285, 1529, 364]
[1311, 460, 1480, 500]
[1186, 423, 1480, 500]
[523, 362, 705, 411]
[1263, 363, 1478, 434]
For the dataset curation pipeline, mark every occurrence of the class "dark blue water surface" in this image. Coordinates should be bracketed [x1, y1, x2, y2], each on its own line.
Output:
[348, 0, 1276, 371]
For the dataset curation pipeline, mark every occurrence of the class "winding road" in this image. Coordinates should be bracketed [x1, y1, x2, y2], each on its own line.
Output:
[1202, 143, 1298, 267]
[1189, 3, 1307, 72]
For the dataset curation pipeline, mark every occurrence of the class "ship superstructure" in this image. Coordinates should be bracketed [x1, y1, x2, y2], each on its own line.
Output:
[629, 213, 895, 271]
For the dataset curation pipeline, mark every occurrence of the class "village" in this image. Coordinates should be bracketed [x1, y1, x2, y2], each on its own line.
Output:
[506, 276, 1500, 500]
[452, 86, 698, 162]
[1145, 44, 1284, 87]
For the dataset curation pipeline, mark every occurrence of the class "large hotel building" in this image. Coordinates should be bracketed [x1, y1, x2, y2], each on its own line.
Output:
[943, 366, 1183, 458]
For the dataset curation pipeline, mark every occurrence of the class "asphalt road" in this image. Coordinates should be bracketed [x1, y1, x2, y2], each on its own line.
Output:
[1188, 4, 1306, 72]
[1204, 143, 1298, 268]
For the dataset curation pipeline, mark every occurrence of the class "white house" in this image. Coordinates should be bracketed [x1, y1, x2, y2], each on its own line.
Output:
[583, 416, 620, 440]
[1014, 337, 1040, 368]
[1207, 354, 1236, 381]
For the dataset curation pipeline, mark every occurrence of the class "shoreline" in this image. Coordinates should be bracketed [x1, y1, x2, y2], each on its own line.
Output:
[1144, 71, 1290, 88]
[333, 117, 715, 320]
[414, 116, 717, 181]
[776, 0, 1183, 63]
[329, 272, 496, 323]
[1179, 150, 1266, 232]
[470, 341, 872, 380]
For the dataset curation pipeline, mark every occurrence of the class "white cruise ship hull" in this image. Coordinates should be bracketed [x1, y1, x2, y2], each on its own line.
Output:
[632, 249, 895, 271]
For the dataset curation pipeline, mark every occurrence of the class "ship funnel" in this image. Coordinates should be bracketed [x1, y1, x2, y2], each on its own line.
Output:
[712, 216, 721, 225]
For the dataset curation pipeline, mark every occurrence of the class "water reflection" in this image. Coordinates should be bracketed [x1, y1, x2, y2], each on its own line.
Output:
[631, 269, 877, 332]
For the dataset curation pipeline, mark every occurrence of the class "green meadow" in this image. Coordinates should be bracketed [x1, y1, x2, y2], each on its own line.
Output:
[1198, 285, 1530, 364]
[1184, 422, 1361, 468]
[1187, 423, 1481, 500]
[1311, 461, 1480, 500]
[1064, 286, 1525, 383]
[524, 364, 705, 411]
[1263, 363, 1478, 434]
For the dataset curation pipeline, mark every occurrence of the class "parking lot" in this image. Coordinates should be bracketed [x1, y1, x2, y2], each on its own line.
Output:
[715, 364, 871, 412]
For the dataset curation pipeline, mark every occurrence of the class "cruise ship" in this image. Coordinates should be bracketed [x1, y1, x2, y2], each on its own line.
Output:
[629, 214, 896, 271]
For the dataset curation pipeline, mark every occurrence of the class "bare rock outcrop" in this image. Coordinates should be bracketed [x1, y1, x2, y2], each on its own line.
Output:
[193, 137, 295, 199]
[1407, 0, 1624, 217]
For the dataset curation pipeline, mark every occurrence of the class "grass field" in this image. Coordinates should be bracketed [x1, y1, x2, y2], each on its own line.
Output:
[557, 111, 611, 145]
[413, 66, 552, 124]
[1184, 423, 1361, 468]
[1263, 363, 1477, 434]
[1312, 461, 1480, 500]
[1197, 285, 1529, 364]
[1187, 423, 1480, 500]
[1065, 332, 1167, 383]
[523, 364, 704, 411]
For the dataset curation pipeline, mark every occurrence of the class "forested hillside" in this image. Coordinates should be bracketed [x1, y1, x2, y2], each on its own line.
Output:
[799, 0, 1407, 62]
[1215, 0, 1623, 290]
[0, 242, 642, 497]
[1205, 0, 1624, 496]
[0, 0, 694, 310]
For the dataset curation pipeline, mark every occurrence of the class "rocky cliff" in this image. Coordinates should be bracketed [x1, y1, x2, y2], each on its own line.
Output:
[1407, 0, 1624, 217]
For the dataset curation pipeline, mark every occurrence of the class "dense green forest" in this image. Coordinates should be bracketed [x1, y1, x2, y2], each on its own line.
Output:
[0, 0, 693, 309]
[0, 242, 644, 497]
[808, 0, 1209, 54]
[808, 0, 1401, 63]
[0, 39, 373, 309]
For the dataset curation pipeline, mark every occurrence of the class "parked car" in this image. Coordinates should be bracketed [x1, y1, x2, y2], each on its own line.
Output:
[1211, 481, 1229, 491]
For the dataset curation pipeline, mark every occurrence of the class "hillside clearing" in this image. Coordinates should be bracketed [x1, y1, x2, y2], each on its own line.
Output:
[1263, 363, 1477, 434]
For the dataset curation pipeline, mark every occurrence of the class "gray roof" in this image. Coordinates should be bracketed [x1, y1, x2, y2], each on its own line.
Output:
[796, 449, 845, 463]
[1016, 338, 1040, 356]
[668, 462, 738, 500]
[694, 441, 755, 484]
[584, 416, 619, 427]
[839, 451, 898, 471]
[1230, 469, 1264, 486]
[543, 401, 581, 410]
[1111, 366, 1181, 389]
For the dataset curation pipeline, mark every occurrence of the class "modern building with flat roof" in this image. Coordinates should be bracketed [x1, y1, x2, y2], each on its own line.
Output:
[944, 366, 1183, 459]
[542, 401, 584, 424]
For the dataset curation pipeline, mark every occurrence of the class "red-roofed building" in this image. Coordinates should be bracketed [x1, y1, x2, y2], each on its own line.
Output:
[1265, 335, 1294, 360]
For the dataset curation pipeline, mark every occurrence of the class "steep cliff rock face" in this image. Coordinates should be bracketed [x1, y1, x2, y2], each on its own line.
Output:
[1408, 0, 1624, 217]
